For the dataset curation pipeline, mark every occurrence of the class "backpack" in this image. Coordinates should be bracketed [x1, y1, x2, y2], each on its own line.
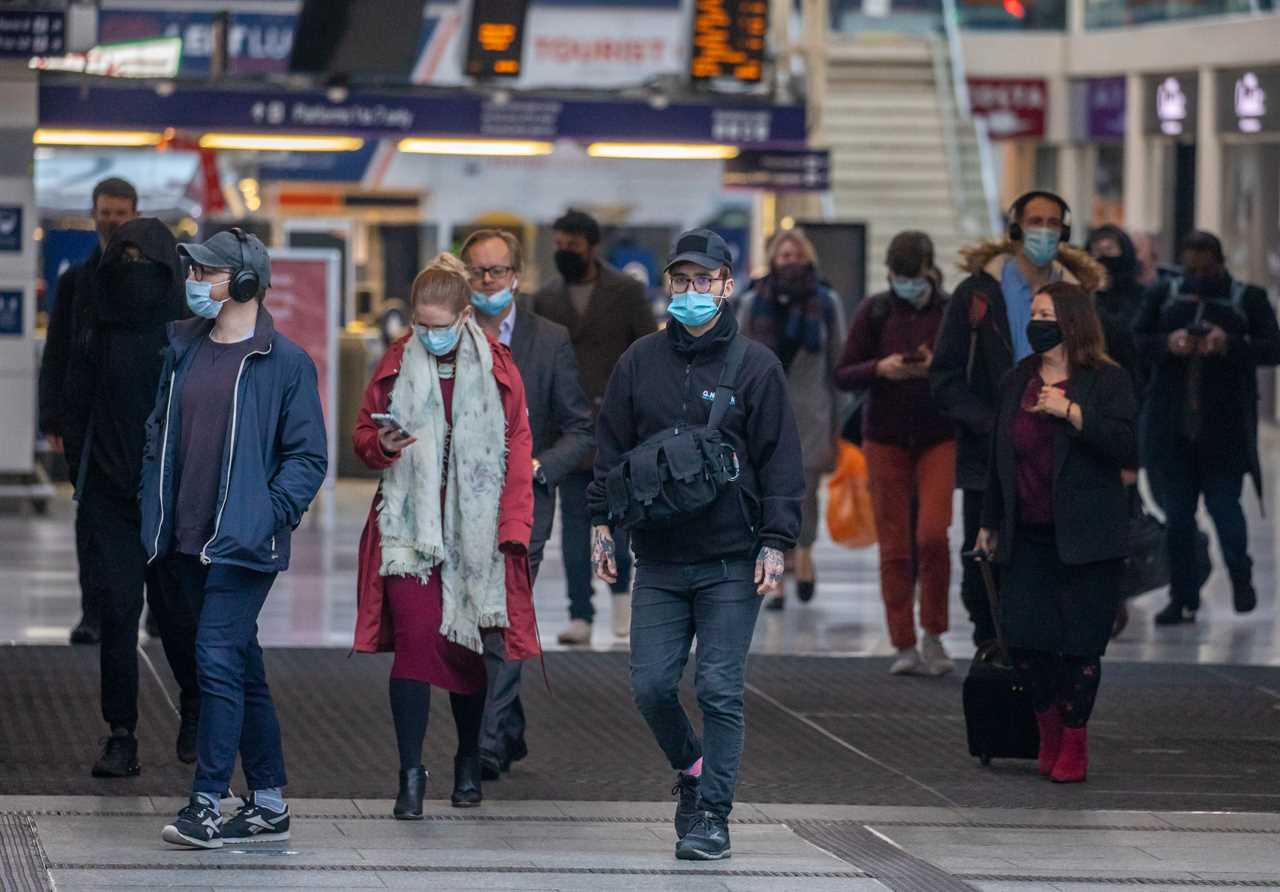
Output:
[604, 336, 748, 532]
[1160, 276, 1248, 326]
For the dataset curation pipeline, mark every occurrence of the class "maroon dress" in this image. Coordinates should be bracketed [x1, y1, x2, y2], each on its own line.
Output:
[383, 372, 488, 694]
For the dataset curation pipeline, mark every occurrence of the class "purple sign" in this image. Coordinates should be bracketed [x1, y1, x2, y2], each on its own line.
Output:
[1086, 76, 1126, 140]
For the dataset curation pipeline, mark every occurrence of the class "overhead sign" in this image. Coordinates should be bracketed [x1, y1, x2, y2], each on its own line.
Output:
[1083, 76, 1126, 141]
[967, 78, 1047, 139]
[30, 37, 182, 79]
[98, 9, 293, 76]
[690, 0, 767, 82]
[40, 83, 808, 147]
[0, 290, 21, 336]
[1217, 67, 1279, 135]
[0, 9, 64, 58]
[1146, 73, 1197, 137]
[0, 206, 21, 254]
[465, 0, 531, 78]
[520, 7, 686, 88]
[723, 149, 831, 191]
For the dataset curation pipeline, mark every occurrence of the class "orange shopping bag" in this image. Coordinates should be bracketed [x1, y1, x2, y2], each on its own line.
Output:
[826, 440, 877, 549]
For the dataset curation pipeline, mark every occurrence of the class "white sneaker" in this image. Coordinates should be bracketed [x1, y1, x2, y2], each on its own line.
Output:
[890, 647, 925, 676]
[611, 594, 632, 639]
[920, 634, 955, 677]
[557, 619, 592, 646]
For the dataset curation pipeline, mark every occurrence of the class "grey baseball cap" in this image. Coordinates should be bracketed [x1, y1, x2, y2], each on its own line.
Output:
[178, 229, 271, 289]
[664, 228, 733, 272]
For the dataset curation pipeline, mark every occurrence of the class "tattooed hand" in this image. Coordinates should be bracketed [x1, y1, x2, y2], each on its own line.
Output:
[755, 546, 785, 597]
[592, 525, 618, 584]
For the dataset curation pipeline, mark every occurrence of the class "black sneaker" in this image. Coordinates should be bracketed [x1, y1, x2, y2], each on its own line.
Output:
[161, 796, 223, 849]
[1155, 602, 1197, 626]
[1232, 575, 1258, 614]
[69, 618, 100, 645]
[507, 737, 528, 767]
[672, 773, 700, 839]
[91, 731, 140, 778]
[176, 709, 199, 765]
[797, 580, 816, 603]
[220, 793, 291, 844]
[675, 811, 731, 861]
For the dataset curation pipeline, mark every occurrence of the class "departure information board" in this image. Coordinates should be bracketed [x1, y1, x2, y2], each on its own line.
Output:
[465, 0, 530, 78]
[690, 0, 767, 82]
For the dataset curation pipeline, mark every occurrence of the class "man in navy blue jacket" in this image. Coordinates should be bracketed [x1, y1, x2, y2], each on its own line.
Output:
[140, 230, 328, 850]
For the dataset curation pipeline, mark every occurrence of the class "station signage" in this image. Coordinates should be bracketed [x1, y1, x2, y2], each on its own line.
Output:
[98, 9, 292, 76]
[967, 78, 1047, 140]
[0, 206, 21, 254]
[690, 0, 768, 82]
[464, 0, 531, 78]
[1217, 67, 1279, 136]
[723, 149, 831, 191]
[0, 9, 63, 57]
[0, 290, 21, 337]
[1083, 76, 1126, 141]
[1146, 73, 1197, 138]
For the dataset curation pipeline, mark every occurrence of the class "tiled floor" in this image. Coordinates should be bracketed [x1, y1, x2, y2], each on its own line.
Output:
[5, 440, 1278, 663]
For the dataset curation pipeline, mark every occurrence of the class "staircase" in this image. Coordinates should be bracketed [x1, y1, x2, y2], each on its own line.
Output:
[809, 32, 997, 297]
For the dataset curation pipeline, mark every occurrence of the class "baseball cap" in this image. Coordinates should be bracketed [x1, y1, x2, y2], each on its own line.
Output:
[178, 229, 272, 289]
[665, 228, 733, 273]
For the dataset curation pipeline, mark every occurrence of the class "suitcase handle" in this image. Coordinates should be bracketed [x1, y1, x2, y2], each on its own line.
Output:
[963, 549, 1010, 666]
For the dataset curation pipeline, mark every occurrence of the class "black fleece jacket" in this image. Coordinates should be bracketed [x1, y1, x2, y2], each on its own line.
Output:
[588, 310, 804, 563]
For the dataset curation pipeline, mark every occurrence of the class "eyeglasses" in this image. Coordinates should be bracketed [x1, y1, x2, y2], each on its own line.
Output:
[669, 273, 726, 294]
[414, 318, 462, 337]
[467, 265, 514, 282]
[188, 264, 232, 282]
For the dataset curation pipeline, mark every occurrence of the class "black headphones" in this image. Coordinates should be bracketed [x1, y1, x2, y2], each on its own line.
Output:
[1007, 191, 1072, 244]
[228, 227, 261, 303]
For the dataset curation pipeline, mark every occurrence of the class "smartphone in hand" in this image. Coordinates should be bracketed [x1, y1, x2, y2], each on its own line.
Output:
[370, 412, 409, 437]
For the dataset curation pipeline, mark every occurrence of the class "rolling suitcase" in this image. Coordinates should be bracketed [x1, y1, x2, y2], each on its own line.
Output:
[962, 551, 1039, 766]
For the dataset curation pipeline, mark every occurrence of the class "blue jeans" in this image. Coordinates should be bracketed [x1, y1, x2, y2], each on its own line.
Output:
[1163, 447, 1251, 610]
[559, 469, 632, 622]
[170, 557, 285, 796]
[629, 558, 761, 818]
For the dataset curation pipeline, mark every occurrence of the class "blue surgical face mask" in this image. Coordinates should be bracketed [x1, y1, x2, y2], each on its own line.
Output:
[667, 292, 721, 328]
[418, 321, 462, 356]
[890, 276, 930, 307]
[1022, 228, 1061, 268]
[185, 279, 228, 319]
[471, 287, 514, 316]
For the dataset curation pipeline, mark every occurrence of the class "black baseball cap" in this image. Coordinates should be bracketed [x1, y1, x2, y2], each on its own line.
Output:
[665, 228, 733, 273]
[178, 229, 272, 289]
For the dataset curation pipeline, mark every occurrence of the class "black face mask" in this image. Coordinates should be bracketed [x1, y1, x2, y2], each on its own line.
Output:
[1096, 254, 1134, 283]
[771, 262, 817, 300]
[1027, 319, 1064, 354]
[101, 261, 173, 328]
[555, 249, 590, 284]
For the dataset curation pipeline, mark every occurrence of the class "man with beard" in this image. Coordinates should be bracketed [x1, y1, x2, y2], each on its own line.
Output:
[532, 210, 655, 645]
[80, 218, 200, 777]
[38, 177, 138, 645]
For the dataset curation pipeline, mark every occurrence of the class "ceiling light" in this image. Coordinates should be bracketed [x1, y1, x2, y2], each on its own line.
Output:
[33, 128, 164, 147]
[586, 143, 741, 161]
[197, 134, 365, 152]
[397, 138, 554, 157]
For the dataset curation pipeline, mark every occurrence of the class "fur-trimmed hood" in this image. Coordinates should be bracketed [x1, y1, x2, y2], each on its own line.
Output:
[958, 239, 1108, 295]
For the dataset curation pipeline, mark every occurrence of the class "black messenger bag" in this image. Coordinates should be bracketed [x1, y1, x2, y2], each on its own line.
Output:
[605, 336, 748, 532]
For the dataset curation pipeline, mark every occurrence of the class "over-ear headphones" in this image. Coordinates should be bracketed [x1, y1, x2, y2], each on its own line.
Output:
[228, 227, 260, 303]
[1007, 191, 1072, 244]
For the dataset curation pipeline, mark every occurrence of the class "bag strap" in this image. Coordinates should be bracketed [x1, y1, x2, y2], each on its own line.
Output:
[707, 335, 749, 432]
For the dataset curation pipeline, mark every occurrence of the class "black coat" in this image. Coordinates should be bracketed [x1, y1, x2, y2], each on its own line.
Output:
[981, 359, 1137, 566]
[507, 307, 593, 559]
[1133, 275, 1280, 498]
[587, 310, 804, 563]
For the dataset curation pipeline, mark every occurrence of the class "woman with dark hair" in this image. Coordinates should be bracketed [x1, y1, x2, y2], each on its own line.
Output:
[352, 253, 538, 818]
[738, 228, 845, 608]
[975, 281, 1137, 784]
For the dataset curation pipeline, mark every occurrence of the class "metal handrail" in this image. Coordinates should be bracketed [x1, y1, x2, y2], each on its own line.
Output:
[929, 33, 969, 231]
[940, 0, 1002, 236]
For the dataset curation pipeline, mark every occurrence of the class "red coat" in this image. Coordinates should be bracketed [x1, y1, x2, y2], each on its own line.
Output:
[353, 334, 540, 661]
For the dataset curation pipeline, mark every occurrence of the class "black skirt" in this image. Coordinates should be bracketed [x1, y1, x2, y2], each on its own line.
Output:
[1001, 525, 1121, 658]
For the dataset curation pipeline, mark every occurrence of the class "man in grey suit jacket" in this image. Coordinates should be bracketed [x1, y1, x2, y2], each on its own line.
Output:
[462, 230, 593, 777]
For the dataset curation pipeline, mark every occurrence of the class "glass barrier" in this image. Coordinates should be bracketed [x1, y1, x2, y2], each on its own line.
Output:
[1084, 0, 1275, 29]
[830, 0, 1067, 31]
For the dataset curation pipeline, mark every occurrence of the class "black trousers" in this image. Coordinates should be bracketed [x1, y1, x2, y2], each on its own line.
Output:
[961, 489, 997, 646]
[81, 477, 199, 732]
[74, 502, 107, 626]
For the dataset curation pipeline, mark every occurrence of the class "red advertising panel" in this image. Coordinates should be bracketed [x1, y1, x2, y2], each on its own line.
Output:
[968, 77, 1048, 140]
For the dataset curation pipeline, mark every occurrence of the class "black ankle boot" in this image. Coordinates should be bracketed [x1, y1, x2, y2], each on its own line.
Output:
[393, 766, 427, 820]
[451, 754, 482, 808]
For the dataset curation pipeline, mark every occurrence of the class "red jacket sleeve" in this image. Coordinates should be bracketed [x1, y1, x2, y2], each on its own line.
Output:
[496, 347, 534, 547]
[353, 346, 402, 472]
[835, 298, 882, 391]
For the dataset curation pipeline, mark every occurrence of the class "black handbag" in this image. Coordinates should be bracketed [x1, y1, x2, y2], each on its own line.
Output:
[604, 336, 748, 532]
[1122, 492, 1213, 599]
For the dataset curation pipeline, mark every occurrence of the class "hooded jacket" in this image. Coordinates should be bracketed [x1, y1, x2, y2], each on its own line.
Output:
[83, 219, 187, 498]
[38, 245, 100, 483]
[929, 239, 1106, 491]
[587, 310, 805, 563]
[1089, 225, 1145, 389]
[139, 305, 328, 573]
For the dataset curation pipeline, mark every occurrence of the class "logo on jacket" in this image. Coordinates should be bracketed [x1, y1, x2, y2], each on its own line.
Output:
[701, 390, 736, 406]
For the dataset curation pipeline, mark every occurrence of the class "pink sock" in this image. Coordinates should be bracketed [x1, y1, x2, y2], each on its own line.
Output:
[683, 758, 703, 778]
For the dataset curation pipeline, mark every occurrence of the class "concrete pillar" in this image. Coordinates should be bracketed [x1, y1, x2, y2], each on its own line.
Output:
[1057, 143, 1092, 244]
[0, 62, 37, 475]
[1195, 65, 1222, 235]
[1123, 72, 1150, 232]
